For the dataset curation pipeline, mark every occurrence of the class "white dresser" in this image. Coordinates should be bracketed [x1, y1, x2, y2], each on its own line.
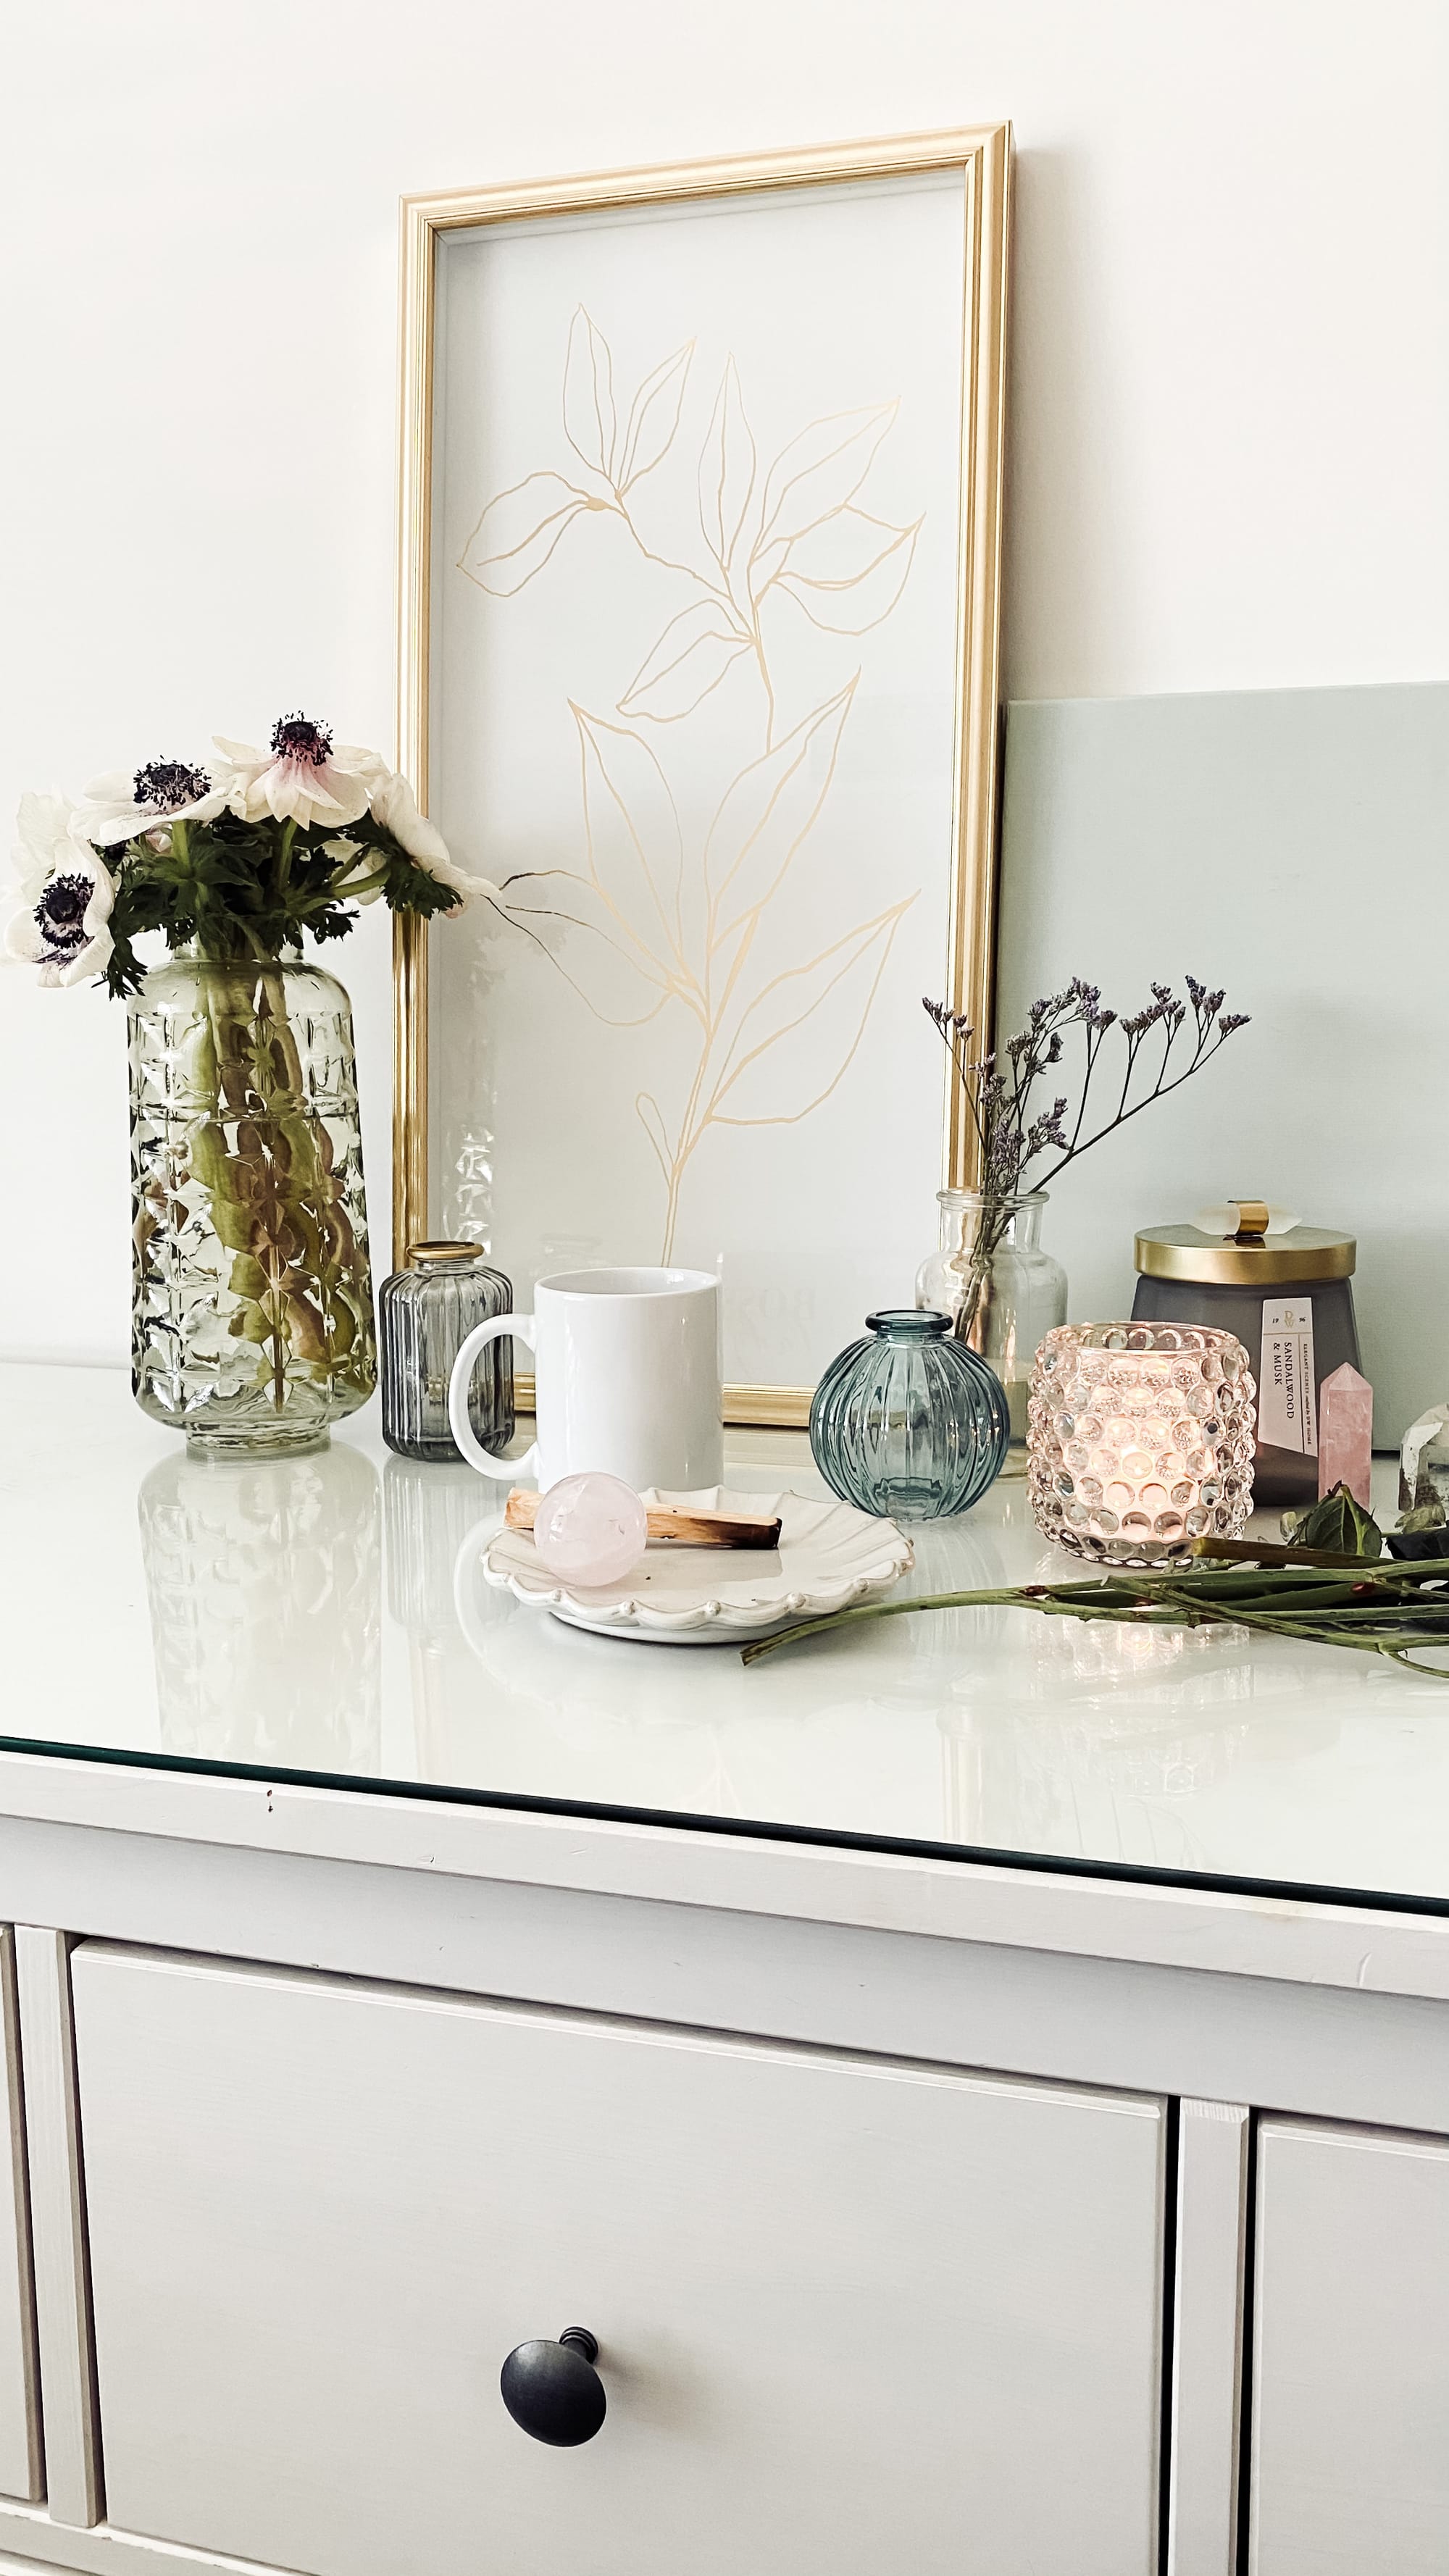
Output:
[4, 1360, 1449, 2575]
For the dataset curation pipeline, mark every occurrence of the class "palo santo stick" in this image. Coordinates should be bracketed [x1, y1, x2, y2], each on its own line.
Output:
[505, 1488, 782, 1550]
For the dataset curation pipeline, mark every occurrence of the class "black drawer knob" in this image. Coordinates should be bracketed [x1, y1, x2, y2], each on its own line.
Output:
[501, 2326, 606, 2446]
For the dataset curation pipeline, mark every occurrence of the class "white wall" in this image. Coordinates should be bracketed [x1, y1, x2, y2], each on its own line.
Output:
[2, 0, 1445, 1363]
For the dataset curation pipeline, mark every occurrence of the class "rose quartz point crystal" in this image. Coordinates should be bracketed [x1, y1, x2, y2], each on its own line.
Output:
[532, 1473, 648, 1587]
[1317, 1363, 1374, 1507]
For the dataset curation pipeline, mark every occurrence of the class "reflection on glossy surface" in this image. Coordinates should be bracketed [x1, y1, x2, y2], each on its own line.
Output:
[384, 1452, 488, 1632]
[447, 1514, 954, 1832]
[139, 1443, 380, 1770]
[10, 1363, 1449, 1899]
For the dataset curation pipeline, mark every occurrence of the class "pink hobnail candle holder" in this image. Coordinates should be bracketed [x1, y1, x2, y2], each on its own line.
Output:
[1028, 1322, 1257, 1565]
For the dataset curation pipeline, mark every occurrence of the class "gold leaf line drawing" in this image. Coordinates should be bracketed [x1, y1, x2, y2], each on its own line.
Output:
[459, 309, 924, 1260]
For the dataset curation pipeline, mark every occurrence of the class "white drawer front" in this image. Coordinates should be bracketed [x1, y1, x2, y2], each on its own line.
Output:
[1251, 2115, 1449, 2573]
[73, 1944, 1166, 2576]
[0, 1931, 40, 2502]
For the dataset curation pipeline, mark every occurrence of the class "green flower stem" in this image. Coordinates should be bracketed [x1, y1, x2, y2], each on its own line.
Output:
[329, 869, 389, 903]
[198, 966, 288, 1411]
[275, 817, 297, 898]
[740, 1561, 1449, 1676]
[186, 955, 369, 1415]
[741, 1586, 1035, 1666]
[258, 963, 306, 1093]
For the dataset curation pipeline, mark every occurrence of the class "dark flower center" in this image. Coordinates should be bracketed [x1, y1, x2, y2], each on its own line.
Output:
[270, 712, 333, 768]
[133, 758, 210, 814]
[34, 873, 92, 953]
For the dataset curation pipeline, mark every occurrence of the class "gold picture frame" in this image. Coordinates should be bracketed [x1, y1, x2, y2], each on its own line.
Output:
[394, 126, 1011, 1425]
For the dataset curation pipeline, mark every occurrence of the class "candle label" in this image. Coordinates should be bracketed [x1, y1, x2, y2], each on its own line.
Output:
[1259, 1300, 1318, 1455]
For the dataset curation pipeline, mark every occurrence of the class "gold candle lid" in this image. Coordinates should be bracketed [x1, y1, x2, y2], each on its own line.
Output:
[1135, 1212, 1356, 1285]
[406, 1239, 483, 1264]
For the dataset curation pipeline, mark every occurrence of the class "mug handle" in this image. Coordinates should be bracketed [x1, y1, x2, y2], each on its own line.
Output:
[448, 1313, 538, 1479]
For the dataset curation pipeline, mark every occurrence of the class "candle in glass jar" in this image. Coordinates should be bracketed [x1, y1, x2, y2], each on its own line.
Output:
[1028, 1322, 1257, 1565]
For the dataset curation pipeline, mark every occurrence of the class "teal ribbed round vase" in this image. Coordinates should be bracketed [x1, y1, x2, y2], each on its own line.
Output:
[810, 1310, 1010, 1522]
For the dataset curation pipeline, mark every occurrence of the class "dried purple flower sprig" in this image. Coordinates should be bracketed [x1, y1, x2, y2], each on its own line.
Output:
[923, 974, 1250, 1338]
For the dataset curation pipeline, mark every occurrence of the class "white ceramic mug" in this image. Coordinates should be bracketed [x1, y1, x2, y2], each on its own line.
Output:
[448, 1265, 724, 1490]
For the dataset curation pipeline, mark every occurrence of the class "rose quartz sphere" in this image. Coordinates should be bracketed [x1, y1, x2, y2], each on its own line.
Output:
[532, 1473, 648, 1586]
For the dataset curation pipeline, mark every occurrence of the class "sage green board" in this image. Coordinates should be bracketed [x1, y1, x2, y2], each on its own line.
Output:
[996, 683, 1449, 1445]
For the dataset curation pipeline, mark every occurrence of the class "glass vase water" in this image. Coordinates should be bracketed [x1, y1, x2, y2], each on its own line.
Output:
[916, 1188, 1068, 1450]
[129, 950, 376, 1456]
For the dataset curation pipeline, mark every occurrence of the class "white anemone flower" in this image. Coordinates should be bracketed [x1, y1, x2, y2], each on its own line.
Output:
[217, 714, 388, 830]
[369, 771, 501, 908]
[78, 758, 227, 850]
[11, 791, 101, 896]
[4, 845, 114, 987]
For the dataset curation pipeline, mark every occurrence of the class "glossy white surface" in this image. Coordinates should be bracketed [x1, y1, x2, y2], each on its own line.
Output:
[6, 1361, 1449, 1903]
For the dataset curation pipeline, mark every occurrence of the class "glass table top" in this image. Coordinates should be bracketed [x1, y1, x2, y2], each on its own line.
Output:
[6, 1361, 1449, 1912]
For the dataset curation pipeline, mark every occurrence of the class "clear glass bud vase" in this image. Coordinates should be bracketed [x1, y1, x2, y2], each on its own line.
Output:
[915, 1188, 1068, 1450]
[129, 950, 377, 1455]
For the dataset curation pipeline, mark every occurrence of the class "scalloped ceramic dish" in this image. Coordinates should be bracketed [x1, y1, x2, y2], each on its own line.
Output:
[480, 1487, 914, 1643]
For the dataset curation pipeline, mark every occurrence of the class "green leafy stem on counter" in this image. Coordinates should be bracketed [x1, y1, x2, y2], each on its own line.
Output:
[743, 1484, 1449, 1677]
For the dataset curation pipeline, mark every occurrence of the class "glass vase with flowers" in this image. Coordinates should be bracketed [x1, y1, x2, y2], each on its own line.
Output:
[7, 714, 501, 1455]
[919, 978, 1250, 1445]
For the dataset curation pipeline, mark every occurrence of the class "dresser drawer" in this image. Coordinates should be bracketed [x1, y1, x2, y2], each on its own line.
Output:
[72, 1942, 1166, 2576]
[0, 1931, 40, 2502]
[1250, 2115, 1449, 2572]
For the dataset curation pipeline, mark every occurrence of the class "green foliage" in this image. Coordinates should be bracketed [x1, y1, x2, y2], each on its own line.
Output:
[744, 1553, 1449, 1679]
[173, 970, 374, 1403]
[1281, 1482, 1383, 1560]
[101, 809, 464, 997]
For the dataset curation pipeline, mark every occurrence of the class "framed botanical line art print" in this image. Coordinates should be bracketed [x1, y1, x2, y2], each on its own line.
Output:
[396, 127, 1010, 1421]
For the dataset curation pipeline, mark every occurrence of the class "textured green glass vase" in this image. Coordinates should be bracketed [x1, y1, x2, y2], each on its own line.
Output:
[129, 951, 377, 1455]
[810, 1310, 1009, 1521]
